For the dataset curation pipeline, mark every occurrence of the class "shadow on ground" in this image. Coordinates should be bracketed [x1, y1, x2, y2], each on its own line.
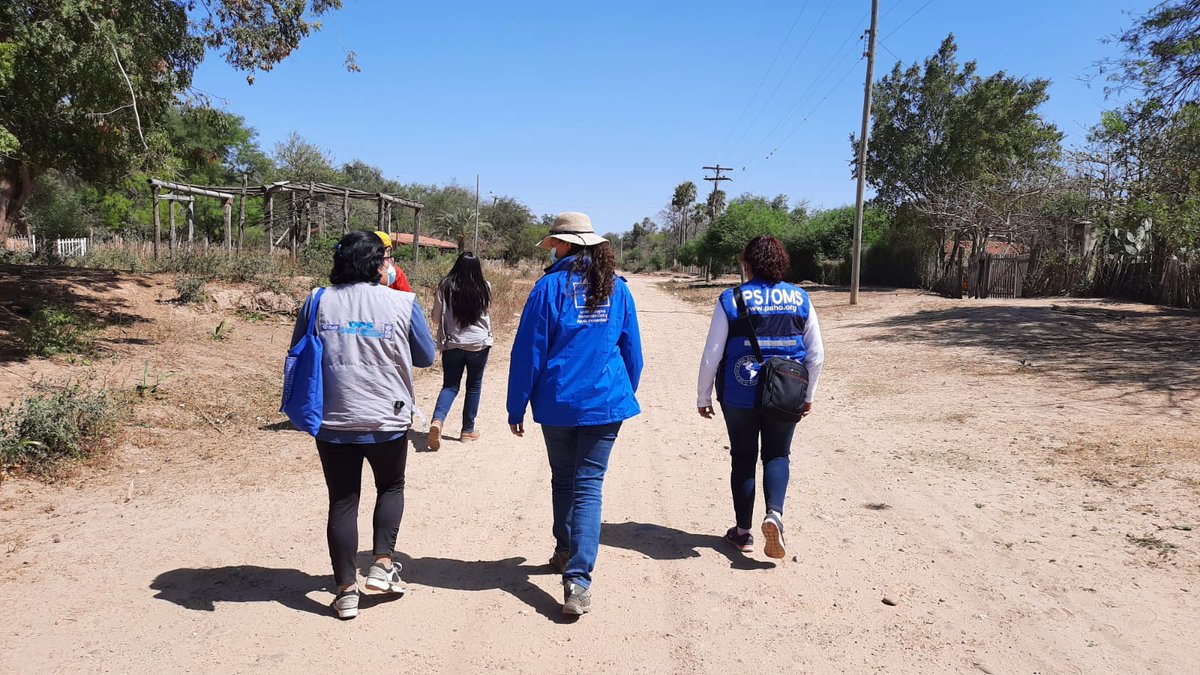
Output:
[0, 264, 154, 363]
[852, 302, 1200, 407]
[602, 521, 776, 570]
[392, 552, 572, 622]
[149, 565, 401, 618]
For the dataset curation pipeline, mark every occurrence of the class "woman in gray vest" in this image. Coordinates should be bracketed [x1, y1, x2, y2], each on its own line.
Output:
[427, 252, 494, 450]
[290, 230, 437, 619]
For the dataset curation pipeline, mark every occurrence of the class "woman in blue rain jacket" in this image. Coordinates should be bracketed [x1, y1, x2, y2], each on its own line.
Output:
[507, 211, 643, 617]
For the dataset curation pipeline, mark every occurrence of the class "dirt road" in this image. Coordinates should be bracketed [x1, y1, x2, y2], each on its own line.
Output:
[2, 275, 1198, 673]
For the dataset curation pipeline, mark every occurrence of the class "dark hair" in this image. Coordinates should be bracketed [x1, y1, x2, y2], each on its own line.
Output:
[329, 231, 385, 285]
[568, 241, 617, 311]
[442, 252, 491, 326]
[742, 235, 789, 283]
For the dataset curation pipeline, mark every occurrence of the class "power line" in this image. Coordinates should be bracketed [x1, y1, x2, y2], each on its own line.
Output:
[721, 0, 839, 162]
[702, 164, 734, 211]
[884, 0, 935, 40]
[714, 2, 812, 159]
[738, 0, 913, 174]
[728, 7, 873, 166]
[745, 56, 863, 173]
[877, 39, 903, 63]
[737, 29, 867, 170]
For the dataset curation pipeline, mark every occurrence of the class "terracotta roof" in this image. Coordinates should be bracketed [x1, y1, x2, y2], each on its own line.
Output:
[388, 232, 458, 250]
[943, 240, 1028, 256]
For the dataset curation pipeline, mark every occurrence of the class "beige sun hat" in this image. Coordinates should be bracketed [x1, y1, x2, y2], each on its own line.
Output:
[536, 211, 608, 249]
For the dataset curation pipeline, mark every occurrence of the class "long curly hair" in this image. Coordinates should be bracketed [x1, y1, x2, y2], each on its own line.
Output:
[569, 241, 617, 311]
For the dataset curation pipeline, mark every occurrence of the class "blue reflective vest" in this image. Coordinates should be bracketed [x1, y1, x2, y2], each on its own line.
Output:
[717, 278, 811, 409]
[506, 255, 644, 427]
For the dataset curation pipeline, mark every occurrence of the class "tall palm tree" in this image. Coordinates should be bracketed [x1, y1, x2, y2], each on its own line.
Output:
[671, 181, 697, 265]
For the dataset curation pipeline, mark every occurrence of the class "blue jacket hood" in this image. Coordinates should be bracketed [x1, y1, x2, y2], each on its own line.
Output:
[506, 255, 644, 426]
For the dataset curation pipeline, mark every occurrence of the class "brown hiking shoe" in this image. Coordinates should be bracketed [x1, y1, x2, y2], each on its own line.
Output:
[460, 430, 481, 442]
[427, 420, 442, 451]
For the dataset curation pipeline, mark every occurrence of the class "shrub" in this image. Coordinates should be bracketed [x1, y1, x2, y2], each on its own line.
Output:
[0, 381, 121, 477]
[15, 306, 93, 357]
[174, 274, 208, 304]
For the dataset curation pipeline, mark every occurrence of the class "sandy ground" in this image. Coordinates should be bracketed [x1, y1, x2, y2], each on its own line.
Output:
[2, 269, 1199, 673]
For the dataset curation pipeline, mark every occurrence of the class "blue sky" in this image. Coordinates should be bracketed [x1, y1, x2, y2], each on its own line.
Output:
[192, 0, 1156, 235]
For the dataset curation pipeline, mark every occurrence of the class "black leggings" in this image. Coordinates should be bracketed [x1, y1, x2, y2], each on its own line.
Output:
[316, 436, 408, 587]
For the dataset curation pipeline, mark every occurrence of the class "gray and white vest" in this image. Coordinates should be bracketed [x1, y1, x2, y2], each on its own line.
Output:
[314, 283, 418, 432]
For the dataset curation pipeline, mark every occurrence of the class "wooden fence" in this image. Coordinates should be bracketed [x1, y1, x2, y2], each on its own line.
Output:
[967, 254, 1029, 299]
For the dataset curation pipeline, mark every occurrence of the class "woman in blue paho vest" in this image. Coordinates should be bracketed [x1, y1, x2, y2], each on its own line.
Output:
[289, 231, 437, 620]
[507, 211, 644, 617]
[696, 235, 825, 560]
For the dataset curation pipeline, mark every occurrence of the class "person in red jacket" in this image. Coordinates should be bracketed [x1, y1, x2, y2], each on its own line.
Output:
[375, 231, 412, 292]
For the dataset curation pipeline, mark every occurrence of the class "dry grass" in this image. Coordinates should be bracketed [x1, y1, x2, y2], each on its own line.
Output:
[409, 263, 534, 334]
[661, 279, 735, 308]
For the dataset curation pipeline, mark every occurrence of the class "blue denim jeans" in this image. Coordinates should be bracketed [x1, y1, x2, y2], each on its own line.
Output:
[432, 347, 490, 432]
[721, 405, 796, 530]
[542, 422, 622, 589]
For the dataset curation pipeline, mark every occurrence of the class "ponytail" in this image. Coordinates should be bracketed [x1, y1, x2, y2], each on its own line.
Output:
[570, 241, 617, 311]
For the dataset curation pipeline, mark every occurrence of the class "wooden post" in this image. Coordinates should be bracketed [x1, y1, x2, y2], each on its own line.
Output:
[222, 198, 233, 251]
[305, 183, 313, 245]
[318, 199, 326, 238]
[413, 207, 421, 264]
[266, 192, 274, 254]
[376, 197, 384, 230]
[237, 175, 247, 254]
[186, 200, 195, 244]
[151, 186, 161, 260]
[290, 191, 298, 259]
[343, 189, 350, 233]
[168, 200, 176, 253]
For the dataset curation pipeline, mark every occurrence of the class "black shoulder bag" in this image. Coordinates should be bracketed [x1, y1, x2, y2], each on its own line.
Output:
[733, 286, 810, 423]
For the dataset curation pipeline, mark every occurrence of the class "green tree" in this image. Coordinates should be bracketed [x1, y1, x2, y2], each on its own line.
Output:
[694, 199, 793, 276]
[785, 206, 888, 283]
[1105, 0, 1200, 109]
[273, 132, 338, 184]
[855, 35, 1061, 211]
[481, 196, 538, 263]
[0, 0, 344, 241]
[855, 35, 1063, 286]
[670, 181, 697, 265]
[435, 206, 489, 252]
[706, 188, 727, 221]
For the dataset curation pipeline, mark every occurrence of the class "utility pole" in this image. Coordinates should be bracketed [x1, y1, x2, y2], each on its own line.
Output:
[702, 165, 733, 220]
[702, 165, 733, 281]
[850, 0, 879, 306]
[474, 174, 480, 254]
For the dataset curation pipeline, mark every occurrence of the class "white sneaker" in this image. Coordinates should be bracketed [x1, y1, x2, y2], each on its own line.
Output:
[762, 511, 787, 560]
[365, 562, 406, 594]
[333, 587, 359, 619]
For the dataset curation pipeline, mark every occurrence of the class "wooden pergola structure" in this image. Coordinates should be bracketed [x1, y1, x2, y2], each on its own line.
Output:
[147, 178, 425, 261]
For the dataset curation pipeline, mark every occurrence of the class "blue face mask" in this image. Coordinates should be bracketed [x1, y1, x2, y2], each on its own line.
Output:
[549, 248, 559, 264]
[386, 263, 397, 286]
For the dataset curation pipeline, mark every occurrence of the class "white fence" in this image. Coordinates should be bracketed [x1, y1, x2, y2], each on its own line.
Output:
[55, 238, 88, 258]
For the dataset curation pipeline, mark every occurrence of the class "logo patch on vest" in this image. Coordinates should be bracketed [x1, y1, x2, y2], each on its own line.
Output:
[320, 323, 340, 332]
[339, 321, 390, 339]
[733, 354, 760, 386]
